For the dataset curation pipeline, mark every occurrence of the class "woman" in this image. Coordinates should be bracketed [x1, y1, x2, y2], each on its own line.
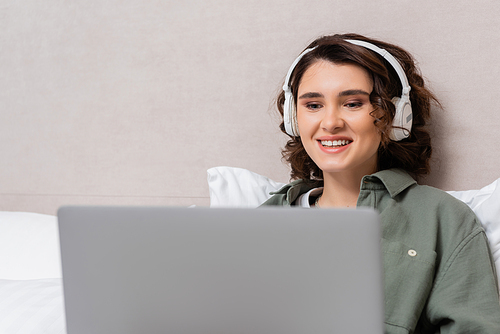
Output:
[262, 33, 500, 333]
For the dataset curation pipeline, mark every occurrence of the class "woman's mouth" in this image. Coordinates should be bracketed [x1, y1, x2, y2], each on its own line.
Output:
[320, 139, 352, 148]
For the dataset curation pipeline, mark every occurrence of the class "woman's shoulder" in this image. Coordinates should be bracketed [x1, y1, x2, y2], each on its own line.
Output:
[373, 169, 481, 231]
[375, 169, 475, 214]
[400, 182, 485, 242]
[409, 183, 475, 215]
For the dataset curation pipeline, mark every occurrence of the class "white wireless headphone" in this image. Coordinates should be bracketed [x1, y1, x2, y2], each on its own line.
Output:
[283, 39, 412, 141]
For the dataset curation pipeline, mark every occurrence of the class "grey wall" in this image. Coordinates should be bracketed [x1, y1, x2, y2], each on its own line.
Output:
[1, 0, 499, 214]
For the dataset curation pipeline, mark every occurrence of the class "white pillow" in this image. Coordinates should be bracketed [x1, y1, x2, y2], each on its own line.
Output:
[0, 212, 61, 280]
[207, 166, 500, 284]
[448, 180, 500, 279]
[208, 166, 286, 208]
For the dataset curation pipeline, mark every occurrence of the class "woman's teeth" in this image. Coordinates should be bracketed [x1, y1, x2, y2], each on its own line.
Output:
[320, 140, 351, 147]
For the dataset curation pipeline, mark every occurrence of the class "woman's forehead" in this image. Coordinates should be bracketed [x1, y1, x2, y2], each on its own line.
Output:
[298, 60, 373, 93]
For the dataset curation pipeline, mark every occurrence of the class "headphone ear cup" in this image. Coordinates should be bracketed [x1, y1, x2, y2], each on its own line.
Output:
[283, 91, 299, 137]
[390, 96, 412, 141]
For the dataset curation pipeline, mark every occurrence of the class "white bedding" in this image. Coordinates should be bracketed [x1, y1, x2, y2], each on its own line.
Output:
[0, 212, 61, 280]
[0, 279, 65, 334]
[0, 212, 65, 333]
[1, 167, 499, 333]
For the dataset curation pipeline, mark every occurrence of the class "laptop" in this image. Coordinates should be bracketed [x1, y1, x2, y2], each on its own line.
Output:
[58, 206, 384, 334]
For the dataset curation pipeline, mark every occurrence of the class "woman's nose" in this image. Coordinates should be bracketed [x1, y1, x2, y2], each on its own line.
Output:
[320, 107, 345, 132]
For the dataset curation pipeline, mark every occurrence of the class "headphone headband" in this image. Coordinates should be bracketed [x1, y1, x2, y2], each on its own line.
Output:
[345, 39, 411, 97]
[282, 46, 318, 93]
[283, 39, 412, 141]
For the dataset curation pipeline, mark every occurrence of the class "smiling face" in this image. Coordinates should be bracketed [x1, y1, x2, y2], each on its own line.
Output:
[296, 60, 381, 178]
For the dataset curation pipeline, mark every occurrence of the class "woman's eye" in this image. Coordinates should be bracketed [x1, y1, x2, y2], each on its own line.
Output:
[345, 101, 364, 109]
[305, 103, 322, 110]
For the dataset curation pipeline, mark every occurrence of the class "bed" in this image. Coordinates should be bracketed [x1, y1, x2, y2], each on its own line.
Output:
[1, 0, 500, 333]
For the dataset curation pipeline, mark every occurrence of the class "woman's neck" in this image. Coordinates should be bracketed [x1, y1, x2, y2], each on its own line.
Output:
[318, 168, 376, 208]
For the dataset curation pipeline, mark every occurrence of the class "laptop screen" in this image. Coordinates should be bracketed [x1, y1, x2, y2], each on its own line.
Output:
[58, 206, 384, 334]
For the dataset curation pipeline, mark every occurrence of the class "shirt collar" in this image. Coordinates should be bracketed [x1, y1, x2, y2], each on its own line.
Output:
[272, 168, 416, 204]
[361, 168, 417, 198]
[270, 179, 322, 205]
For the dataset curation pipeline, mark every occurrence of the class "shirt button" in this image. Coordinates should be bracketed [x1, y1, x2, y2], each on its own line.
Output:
[408, 249, 417, 257]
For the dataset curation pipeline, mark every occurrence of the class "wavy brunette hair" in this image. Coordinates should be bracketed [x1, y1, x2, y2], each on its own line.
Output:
[277, 33, 439, 181]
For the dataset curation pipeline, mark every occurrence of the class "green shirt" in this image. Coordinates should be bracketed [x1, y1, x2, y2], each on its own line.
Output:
[262, 168, 500, 333]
